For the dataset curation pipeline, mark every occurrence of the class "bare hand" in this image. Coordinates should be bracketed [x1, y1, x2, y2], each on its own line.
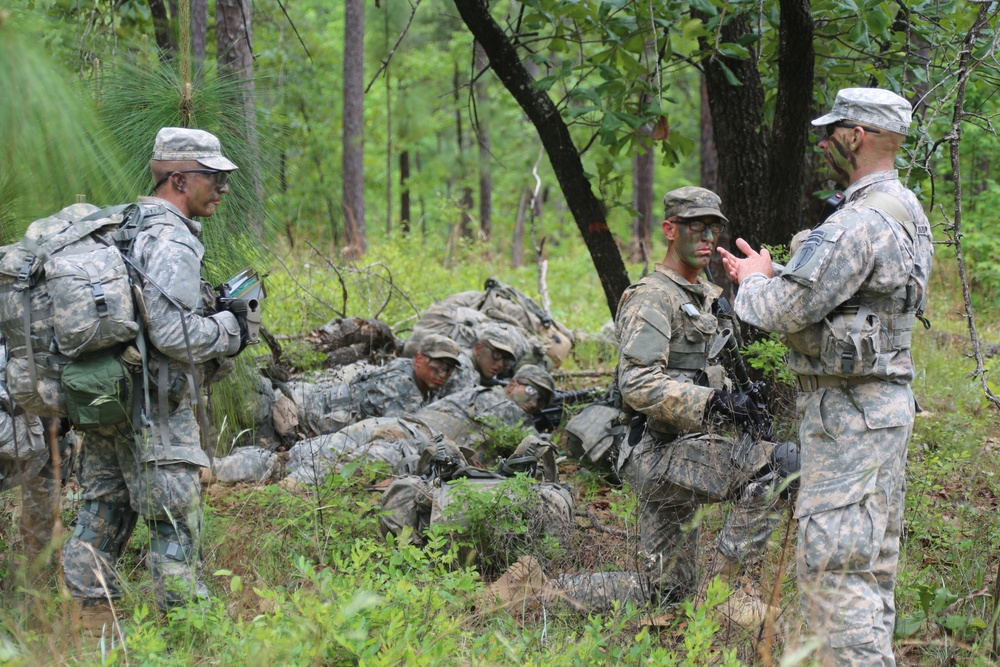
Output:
[718, 238, 773, 284]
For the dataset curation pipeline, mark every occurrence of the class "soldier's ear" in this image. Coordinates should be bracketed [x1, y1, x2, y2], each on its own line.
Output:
[662, 218, 677, 242]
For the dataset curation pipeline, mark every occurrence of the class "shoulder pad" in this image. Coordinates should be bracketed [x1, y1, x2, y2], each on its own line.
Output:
[782, 221, 849, 285]
[620, 306, 671, 365]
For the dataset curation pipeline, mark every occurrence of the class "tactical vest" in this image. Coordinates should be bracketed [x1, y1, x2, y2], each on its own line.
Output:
[643, 270, 716, 372]
[817, 191, 929, 377]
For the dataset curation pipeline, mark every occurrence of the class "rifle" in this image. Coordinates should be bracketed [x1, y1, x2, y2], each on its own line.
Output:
[712, 297, 774, 467]
[533, 387, 603, 432]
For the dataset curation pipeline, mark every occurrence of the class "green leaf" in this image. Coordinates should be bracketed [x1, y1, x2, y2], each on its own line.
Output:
[717, 42, 750, 59]
[566, 105, 601, 118]
[681, 18, 706, 40]
[717, 61, 742, 87]
[894, 611, 926, 638]
[689, 0, 718, 16]
[864, 6, 890, 35]
[848, 19, 871, 50]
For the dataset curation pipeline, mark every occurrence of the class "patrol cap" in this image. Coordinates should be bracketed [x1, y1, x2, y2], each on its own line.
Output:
[513, 364, 556, 407]
[811, 88, 912, 136]
[479, 324, 517, 358]
[419, 334, 462, 366]
[151, 127, 239, 171]
[663, 187, 728, 223]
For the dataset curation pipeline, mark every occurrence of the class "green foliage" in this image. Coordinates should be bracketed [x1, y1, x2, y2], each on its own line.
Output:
[477, 417, 535, 462]
[742, 334, 795, 388]
[436, 475, 566, 574]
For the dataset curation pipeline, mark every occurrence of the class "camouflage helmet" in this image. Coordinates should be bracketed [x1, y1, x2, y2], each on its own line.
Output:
[151, 127, 238, 171]
[419, 334, 462, 366]
[811, 88, 912, 136]
[513, 364, 556, 407]
[663, 186, 728, 223]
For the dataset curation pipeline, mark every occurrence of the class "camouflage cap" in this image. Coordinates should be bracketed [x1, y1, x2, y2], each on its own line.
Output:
[479, 324, 517, 358]
[419, 334, 462, 365]
[811, 88, 912, 136]
[513, 364, 556, 406]
[151, 127, 239, 171]
[663, 186, 728, 223]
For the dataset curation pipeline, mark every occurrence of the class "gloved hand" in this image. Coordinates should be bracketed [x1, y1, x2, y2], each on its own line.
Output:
[224, 299, 253, 354]
[708, 389, 768, 429]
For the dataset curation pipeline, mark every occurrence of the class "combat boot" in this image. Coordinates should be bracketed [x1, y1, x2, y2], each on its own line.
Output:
[76, 601, 118, 635]
[485, 556, 554, 610]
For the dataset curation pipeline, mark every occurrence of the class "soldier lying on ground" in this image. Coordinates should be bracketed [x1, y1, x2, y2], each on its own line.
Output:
[272, 334, 464, 439]
[213, 365, 556, 485]
[435, 324, 518, 397]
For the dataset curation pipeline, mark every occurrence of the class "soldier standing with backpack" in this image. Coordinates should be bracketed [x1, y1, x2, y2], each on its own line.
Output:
[62, 128, 246, 627]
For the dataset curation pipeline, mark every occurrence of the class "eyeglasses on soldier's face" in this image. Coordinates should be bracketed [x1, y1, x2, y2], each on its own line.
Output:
[426, 359, 457, 377]
[153, 169, 230, 192]
[677, 217, 725, 236]
[483, 342, 515, 367]
[825, 121, 881, 138]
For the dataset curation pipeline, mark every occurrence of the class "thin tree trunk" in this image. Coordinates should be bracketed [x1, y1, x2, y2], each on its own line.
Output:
[631, 132, 654, 264]
[512, 186, 529, 268]
[453, 63, 473, 240]
[192, 0, 207, 70]
[217, 0, 264, 237]
[147, 0, 177, 56]
[400, 150, 411, 234]
[384, 8, 392, 235]
[342, 0, 367, 257]
[475, 41, 492, 241]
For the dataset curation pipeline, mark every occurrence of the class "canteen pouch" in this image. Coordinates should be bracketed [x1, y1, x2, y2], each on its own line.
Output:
[819, 305, 881, 376]
[61, 352, 133, 429]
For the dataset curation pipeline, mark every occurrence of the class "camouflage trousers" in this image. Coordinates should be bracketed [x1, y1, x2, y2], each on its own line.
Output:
[795, 383, 913, 667]
[62, 404, 208, 611]
[619, 430, 781, 604]
[287, 417, 433, 485]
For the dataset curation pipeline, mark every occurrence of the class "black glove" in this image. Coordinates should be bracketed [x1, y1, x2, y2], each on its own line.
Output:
[708, 389, 768, 429]
[225, 298, 253, 355]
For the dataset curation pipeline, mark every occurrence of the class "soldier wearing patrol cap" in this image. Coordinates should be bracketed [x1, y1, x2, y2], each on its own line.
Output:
[63, 127, 246, 625]
[438, 323, 519, 397]
[594, 185, 789, 624]
[720, 88, 933, 664]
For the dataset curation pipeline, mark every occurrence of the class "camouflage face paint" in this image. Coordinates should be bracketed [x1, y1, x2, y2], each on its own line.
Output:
[822, 133, 858, 187]
[669, 221, 715, 275]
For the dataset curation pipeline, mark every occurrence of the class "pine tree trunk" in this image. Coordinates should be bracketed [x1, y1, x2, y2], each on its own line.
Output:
[342, 0, 367, 257]
[475, 41, 492, 241]
[400, 150, 411, 235]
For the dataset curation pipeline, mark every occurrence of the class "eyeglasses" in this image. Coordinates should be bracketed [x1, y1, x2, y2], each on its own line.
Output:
[426, 359, 457, 377]
[483, 342, 515, 367]
[678, 218, 726, 236]
[825, 121, 881, 138]
[519, 383, 539, 397]
[152, 169, 230, 192]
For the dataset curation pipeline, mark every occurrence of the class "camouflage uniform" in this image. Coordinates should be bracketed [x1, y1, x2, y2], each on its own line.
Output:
[0, 343, 55, 558]
[733, 89, 933, 665]
[62, 128, 243, 611]
[285, 363, 552, 485]
[287, 357, 431, 437]
[611, 263, 780, 603]
[286, 385, 533, 484]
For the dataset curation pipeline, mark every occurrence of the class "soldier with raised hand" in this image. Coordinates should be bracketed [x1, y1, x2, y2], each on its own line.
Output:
[719, 88, 933, 665]
[62, 128, 245, 625]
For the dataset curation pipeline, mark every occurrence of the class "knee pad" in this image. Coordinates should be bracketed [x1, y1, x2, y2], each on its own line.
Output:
[70, 500, 138, 560]
[147, 521, 197, 563]
[768, 441, 801, 498]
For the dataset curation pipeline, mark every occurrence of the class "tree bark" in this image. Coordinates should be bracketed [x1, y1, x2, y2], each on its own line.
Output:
[342, 0, 367, 257]
[147, 0, 177, 56]
[217, 0, 264, 237]
[475, 41, 493, 241]
[452, 0, 630, 316]
[512, 186, 529, 268]
[700, 0, 814, 251]
[631, 131, 654, 264]
[400, 149, 411, 234]
[192, 0, 207, 70]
